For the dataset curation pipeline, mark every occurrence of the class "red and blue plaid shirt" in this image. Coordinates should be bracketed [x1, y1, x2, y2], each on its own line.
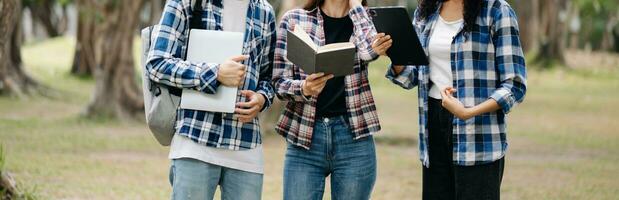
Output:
[386, 0, 527, 166]
[146, 0, 276, 150]
[272, 6, 381, 149]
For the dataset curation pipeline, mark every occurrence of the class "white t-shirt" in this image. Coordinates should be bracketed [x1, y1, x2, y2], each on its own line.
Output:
[169, 0, 264, 174]
[428, 16, 463, 99]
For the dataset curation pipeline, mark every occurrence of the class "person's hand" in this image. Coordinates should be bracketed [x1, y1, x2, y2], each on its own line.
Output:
[440, 87, 473, 120]
[302, 73, 334, 97]
[349, 0, 362, 8]
[235, 90, 266, 123]
[217, 55, 248, 87]
[392, 65, 406, 75]
[372, 33, 392, 56]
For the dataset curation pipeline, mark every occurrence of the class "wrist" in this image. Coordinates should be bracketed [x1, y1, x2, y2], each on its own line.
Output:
[258, 93, 267, 110]
[301, 81, 310, 97]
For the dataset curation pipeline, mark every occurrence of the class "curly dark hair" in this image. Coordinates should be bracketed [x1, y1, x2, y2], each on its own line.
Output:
[417, 0, 482, 32]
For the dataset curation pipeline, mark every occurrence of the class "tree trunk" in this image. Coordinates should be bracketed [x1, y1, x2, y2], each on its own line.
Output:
[85, 0, 145, 119]
[0, 0, 42, 97]
[26, 0, 63, 38]
[532, 0, 566, 67]
[70, 2, 97, 77]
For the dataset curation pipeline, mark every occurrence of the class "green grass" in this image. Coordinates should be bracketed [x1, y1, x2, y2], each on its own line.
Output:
[0, 37, 618, 199]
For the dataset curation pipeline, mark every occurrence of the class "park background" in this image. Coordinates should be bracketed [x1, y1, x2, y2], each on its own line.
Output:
[0, 0, 618, 199]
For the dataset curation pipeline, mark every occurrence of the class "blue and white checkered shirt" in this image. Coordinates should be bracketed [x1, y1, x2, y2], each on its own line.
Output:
[386, 0, 527, 166]
[146, 0, 276, 150]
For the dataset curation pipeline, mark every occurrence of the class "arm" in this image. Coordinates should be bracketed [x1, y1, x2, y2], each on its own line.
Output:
[255, 11, 277, 111]
[441, 5, 527, 119]
[441, 87, 501, 120]
[383, 8, 423, 90]
[145, 0, 220, 94]
[271, 12, 310, 102]
[385, 65, 419, 90]
[488, 4, 527, 114]
[349, 5, 379, 62]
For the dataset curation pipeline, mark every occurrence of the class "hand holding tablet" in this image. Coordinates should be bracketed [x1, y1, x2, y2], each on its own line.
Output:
[370, 7, 429, 66]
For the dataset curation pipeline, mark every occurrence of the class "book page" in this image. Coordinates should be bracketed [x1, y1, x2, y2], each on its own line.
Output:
[293, 26, 318, 51]
[317, 42, 355, 54]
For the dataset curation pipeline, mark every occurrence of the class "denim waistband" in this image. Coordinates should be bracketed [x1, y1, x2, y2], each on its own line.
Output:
[315, 115, 348, 127]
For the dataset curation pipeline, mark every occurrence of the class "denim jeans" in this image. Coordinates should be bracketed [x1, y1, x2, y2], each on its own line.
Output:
[283, 116, 377, 200]
[169, 158, 263, 200]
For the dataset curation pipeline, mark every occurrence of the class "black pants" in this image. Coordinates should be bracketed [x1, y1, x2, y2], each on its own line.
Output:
[423, 97, 504, 200]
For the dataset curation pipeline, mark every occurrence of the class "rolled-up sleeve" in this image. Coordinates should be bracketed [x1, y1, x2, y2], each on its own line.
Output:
[489, 4, 527, 114]
[349, 5, 379, 62]
[385, 65, 419, 90]
[271, 11, 311, 103]
[145, 0, 220, 94]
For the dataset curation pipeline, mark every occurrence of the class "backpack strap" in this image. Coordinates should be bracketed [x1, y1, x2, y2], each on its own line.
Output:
[190, 0, 204, 30]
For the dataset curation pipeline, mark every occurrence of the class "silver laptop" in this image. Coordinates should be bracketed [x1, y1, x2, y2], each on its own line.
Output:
[180, 29, 244, 113]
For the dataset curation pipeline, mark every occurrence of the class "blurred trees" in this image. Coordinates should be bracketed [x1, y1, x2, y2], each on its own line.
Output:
[78, 0, 146, 119]
[70, 0, 96, 76]
[0, 0, 43, 97]
[513, 0, 619, 66]
[23, 0, 71, 38]
[575, 0, 618, 52]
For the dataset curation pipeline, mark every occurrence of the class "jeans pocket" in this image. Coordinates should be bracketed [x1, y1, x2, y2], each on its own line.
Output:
[169, 161, 176, 186]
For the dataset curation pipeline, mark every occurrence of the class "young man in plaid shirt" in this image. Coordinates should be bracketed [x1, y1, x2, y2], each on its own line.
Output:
[146, 0, 275, 199]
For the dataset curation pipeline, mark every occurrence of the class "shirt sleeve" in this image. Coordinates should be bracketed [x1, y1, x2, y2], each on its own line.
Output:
[349, 5, 379, 62]
[145, 0, 220, 94]
[256, 10, 277, 112]
[271, 11, 311, 103]
[384, 8, 422, 90]
[385, 64, 419, 89]
[489, 4, 527, 114]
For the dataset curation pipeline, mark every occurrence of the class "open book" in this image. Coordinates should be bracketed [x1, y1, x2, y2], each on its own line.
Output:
[286, 26, 356, 77]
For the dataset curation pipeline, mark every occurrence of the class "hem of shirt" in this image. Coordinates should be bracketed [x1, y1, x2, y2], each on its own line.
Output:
[168, 135, 264, 174]
[169, 154, 264, 174]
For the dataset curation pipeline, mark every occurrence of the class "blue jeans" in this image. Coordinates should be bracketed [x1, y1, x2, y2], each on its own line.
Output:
[169, 158, 263, 200]
[283, 116, 377, 200]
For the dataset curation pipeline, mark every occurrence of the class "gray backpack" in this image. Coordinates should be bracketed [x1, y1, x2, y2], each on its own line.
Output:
[141, 0, 203, 146]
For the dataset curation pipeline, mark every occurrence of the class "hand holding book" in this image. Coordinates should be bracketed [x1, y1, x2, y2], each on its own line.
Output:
[301, 73, 334, 97]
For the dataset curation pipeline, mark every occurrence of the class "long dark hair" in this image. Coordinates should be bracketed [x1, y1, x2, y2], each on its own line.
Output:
[418, 0, 481, 32]
[304, 0, 368, 11]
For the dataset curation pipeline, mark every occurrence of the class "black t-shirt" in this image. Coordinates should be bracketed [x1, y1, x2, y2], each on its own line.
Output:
[315, 14, 353, 118]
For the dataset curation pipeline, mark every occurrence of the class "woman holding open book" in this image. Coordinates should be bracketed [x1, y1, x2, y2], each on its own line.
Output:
[271, 0, 392, 199]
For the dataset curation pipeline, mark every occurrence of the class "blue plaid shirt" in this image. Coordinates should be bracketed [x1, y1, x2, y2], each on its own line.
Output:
[146, 0, 276, 150]
[386, 0, 527, 166]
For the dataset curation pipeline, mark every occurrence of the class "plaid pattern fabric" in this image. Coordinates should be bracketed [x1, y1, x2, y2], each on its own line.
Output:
[272, 6, 381, 149]
[146, 0, 276, 150]
[386, 0, 527, 166]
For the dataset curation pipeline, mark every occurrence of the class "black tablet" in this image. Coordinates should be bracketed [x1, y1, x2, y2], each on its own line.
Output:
[369, 7, 429, 66]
